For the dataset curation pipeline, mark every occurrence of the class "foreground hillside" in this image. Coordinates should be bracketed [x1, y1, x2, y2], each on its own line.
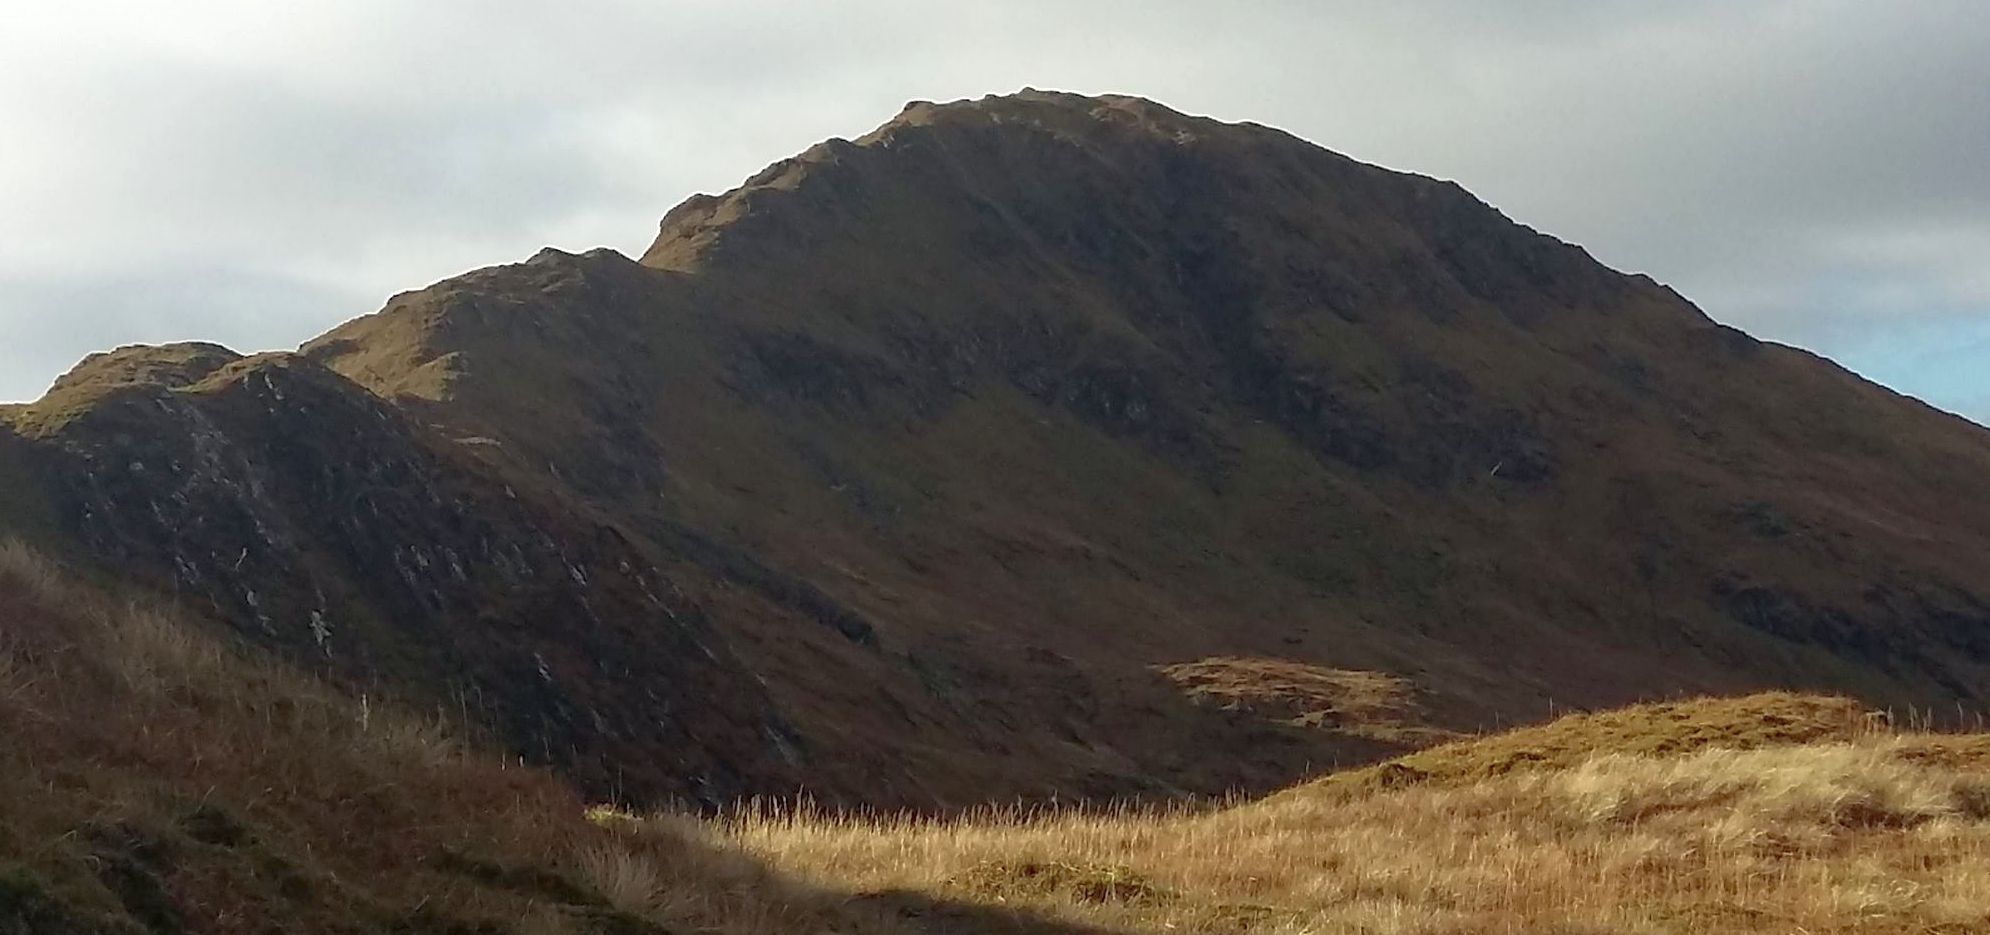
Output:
[0, 546, 880, 935]
[5, 548, 1986, 934]
[8, 90, 1990, 809]
[720, 695, 1990, 934]
[0, 544, 599, 933]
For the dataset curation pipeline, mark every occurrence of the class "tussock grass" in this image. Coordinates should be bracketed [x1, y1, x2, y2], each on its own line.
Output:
[0, 545, 557, 930]
[701, 703, 1990, 934]
[1285, 691, 1880, 800]
[0, 539, 63, 600]
[0, 543, 890, 935]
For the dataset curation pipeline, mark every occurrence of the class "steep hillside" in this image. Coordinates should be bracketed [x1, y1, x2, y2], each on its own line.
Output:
[0, 543, 623, 933]
[0, 347, 801, 807]
[8, 90, 1990, 807]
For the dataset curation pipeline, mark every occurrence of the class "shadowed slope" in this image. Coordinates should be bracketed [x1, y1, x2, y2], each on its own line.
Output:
[1, 352, 802, 806]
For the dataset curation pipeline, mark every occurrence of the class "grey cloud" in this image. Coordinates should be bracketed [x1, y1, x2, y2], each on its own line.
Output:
[0, 267, 365, 401]
[0, 0, 1985, 421]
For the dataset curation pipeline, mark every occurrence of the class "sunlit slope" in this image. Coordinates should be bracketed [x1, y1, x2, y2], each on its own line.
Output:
[712, 694, 1990, 934]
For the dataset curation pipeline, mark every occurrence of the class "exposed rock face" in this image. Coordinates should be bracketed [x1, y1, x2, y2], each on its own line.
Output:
[4, 352, 796, 805]
[8, 90, 1990, 806]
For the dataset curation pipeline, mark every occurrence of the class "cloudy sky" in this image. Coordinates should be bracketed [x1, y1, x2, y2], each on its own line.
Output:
[3, 1, 1986, 420]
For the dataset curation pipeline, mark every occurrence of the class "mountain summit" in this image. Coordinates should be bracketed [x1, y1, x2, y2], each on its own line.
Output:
[6, 91, 1989, 807]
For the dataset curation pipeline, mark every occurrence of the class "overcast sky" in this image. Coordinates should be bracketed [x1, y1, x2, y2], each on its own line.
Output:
[3, 2, 1986, 421]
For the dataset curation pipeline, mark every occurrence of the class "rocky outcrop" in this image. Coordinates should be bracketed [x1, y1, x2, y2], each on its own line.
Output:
[6, 352, 799, 805]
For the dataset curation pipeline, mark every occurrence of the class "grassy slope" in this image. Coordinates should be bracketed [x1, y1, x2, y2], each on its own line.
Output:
[0, 543, 603, 934]
[713, 698, 1990, 935]
[716, 696, 1990, 931]
[0, 545, 960, 935]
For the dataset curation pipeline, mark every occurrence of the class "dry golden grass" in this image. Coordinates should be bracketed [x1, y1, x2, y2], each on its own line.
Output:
[696, 700, 1990, 934]
[0, 544, 564, 931]
[1287, 692, 1882, 800]
[1155, 656, 1460, 744]
[698, 742, 1990, 935]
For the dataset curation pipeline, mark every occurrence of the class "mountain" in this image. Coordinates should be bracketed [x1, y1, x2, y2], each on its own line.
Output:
[6, 89, 1990, 808]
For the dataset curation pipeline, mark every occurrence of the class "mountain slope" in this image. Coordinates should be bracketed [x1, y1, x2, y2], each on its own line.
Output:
[0, 543, 620, 935]
[1, 346, 802, 806]
[9, 90, 1990, 807]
